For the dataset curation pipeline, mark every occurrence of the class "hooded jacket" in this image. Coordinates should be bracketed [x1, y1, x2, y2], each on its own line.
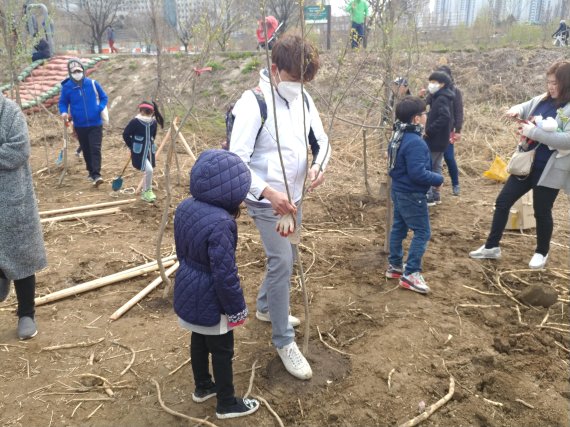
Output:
[425, 86, 455, 152]
[173, 150, 251, 326]
[58, 59, 108, 128]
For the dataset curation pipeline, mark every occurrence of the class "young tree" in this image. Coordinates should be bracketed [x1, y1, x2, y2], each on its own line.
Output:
[267, 0, 300, 32]
[68, 0, 124, 53]
[211, 0, 248, 51]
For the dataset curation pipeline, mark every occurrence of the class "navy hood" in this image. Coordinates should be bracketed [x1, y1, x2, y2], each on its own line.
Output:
[190, 149, 251, 211]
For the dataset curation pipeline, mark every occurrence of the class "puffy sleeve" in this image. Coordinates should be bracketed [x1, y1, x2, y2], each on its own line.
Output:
[0, 104, 30, 171]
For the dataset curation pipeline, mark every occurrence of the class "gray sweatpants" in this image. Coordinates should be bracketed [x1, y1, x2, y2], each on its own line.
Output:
[246, 203, 302, 348]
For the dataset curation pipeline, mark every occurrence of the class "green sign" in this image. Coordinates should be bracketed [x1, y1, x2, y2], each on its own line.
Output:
[304, 5, 330, 24]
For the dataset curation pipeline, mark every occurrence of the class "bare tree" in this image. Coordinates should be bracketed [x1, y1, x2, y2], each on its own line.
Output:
[211, 0, 248, 51]
[68, 0, 123, 53]
[266, 0, 300, 32]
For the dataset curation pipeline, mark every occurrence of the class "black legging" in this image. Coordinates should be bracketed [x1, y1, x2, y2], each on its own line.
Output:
[0, 270, 36, 318]
[485, 168, 560, 255]
[190, 330, 236, 407]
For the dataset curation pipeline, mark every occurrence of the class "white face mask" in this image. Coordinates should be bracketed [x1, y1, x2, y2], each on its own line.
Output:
[71, 71, 84, 81]
[274, 69, 302, 103]
[427, 82, 441, 94]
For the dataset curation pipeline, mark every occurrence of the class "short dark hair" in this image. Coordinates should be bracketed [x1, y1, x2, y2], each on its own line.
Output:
[428, 71, 451, 87]
[395, 96, 426, 123]
[271, 33, 320, 82]
[547, 61, 570, 106]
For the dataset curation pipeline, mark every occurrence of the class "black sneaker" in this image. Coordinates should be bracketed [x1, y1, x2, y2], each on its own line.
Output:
[216, 397, 260, 419]
[192, 383, 217, 403]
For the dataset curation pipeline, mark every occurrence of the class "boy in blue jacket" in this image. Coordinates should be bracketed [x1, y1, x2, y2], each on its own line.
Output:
[58, 58, 108, 186]
[386, 96, 443, 294]
[173, 150, 260, 420]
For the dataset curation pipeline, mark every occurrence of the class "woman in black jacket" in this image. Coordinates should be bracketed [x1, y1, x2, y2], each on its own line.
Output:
[424, 71, 455, 205]
[122, 101, 164, 202]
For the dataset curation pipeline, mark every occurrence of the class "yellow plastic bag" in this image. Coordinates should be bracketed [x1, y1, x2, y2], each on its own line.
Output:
[483, 155, 508, 183]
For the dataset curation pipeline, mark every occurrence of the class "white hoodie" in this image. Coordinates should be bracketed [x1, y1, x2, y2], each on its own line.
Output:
[230, 69, 331, 204]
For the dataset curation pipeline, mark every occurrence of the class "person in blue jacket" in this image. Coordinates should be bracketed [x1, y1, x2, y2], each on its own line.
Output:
[173, 149, 260, 420]
[386, 96, 444, 294]
[122, 101, 164, 203]
[58, 58, 108, 187]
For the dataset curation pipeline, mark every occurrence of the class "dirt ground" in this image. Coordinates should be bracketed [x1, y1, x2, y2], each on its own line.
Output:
[1, 48, 569, 427]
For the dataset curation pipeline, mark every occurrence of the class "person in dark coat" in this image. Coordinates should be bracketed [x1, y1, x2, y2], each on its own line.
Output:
[173, 149, 260, 419]
[437, 65, 464, 196]
[31, 38, 50, 61]
[58, 58, 108, 187]
[424, 71, 455, 205]
[0, 94, 47, 340]
[552, 20, 568, 46]
[122, 101, 164, 203]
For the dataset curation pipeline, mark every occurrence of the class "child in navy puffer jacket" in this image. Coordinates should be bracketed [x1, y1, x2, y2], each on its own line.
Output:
[173, 149, 259, 420]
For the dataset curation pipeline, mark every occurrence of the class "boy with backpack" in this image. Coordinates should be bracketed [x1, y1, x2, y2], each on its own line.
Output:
[386, 96, 443, 294]
[228, 34, 331, 380]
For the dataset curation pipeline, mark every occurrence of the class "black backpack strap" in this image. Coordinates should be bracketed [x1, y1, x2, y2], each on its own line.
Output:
[302, 91, 319, 159]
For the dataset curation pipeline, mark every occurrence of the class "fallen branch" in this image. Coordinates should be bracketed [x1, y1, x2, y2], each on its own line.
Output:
[388, 368, 396, 390]
[515, 398, 535, 409]
[111, 341, 136, 376]
[151, 378, 218, 427]
[41, 337, 105, 351]
[397, 376, 455, 427]
[244, 360, 258, 399]
[168, 357, 191, 376]
[39, 199, 136, 216]
[173, 123, 197, 160]
[109, 262, 179, 321]
[457, 304, 501, 309]
[255, 395, 284, 427]
[317, 326, 353, 356]
[35, 256, 177, 306]
[40, 207, 121, 224]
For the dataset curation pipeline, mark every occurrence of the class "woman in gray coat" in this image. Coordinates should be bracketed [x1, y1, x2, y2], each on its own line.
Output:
[0, 95, 47, 339]
[470, 60, 570, 269]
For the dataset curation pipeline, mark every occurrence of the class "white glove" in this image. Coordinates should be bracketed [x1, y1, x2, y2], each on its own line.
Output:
[276, 213, 295, 237]
[537, 117, 558, 132]
[61, 113, 69, 122]
[505, 106, 521, 117]
[520, 121, 536, 137]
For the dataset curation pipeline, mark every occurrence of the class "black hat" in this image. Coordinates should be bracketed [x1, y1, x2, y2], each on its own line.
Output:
[428, 71, 451, 87]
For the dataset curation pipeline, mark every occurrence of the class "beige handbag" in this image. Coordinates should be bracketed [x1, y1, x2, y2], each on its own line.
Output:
[506, 144, 540, 177]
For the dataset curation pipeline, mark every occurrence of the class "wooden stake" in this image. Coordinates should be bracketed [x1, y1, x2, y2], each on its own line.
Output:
[40, 207, 121, 224]
[35, 257, 177, 306]
[172, 123, 197, 161]
[109, 262, 179, 321]
[39, 199, 136, 216]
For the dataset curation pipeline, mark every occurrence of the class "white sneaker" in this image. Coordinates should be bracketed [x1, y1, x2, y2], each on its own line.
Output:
[276, 342, 312, 380]
[529, 253, 548, 269]
[256, 310, 301, 327]
[469, 245, 501, 259]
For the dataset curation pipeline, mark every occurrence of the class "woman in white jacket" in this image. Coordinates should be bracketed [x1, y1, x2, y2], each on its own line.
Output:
[230, 34, 331, 381]
[470, 60, 570, 268]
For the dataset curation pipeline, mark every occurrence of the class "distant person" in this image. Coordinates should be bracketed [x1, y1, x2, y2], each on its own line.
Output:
[0, 93, 47, 340]
[424, 71, 455, 206]
[122, 101, 164, 203]
[386, 96, 443, 294]
[552, 19, 568, 46]
[174, 149, 260, 420]
[436, 65, 464, 196]
[107, 26, 118, 53]
[58, 58, 108, 187]
[346, 0, 369, 48]
[256, 15, 279, 50]
[470, 61, 570, 269]
[31, 37, 50, 61]
[383, 77, 411, 124]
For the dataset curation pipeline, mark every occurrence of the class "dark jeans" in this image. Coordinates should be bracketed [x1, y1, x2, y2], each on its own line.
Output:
[191, 331, 236, 407]
[0, 270, 35, 318]
[485, 170, 560, 255]
[389, 191, 431, 274]
[75, 126, 103, 179]
[351, 22, 365, 48]
[444, 143, 459, 187]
